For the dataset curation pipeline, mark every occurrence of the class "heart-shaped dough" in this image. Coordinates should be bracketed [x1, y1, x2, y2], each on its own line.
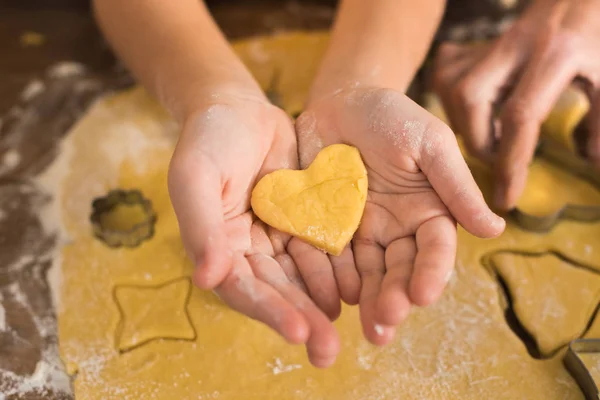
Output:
[251, 144, 368, 256]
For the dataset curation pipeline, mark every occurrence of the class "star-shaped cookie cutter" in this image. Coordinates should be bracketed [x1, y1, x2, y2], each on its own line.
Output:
[564, 339, 600, 400]
[90, 189, 157, 248]
[512, 140, 600, 232]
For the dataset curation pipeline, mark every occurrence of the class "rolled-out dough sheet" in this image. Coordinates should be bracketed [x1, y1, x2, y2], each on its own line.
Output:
[49, 32, 600, 399]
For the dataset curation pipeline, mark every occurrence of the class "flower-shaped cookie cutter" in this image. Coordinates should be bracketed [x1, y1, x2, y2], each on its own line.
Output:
[512, 140, 600, 233]
[90, 189, 157, 248]
[564, 339, 600, 400]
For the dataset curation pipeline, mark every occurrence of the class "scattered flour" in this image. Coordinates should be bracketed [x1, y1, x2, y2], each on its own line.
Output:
[0, 60, 105, 399]
[0, 301, 5, 331]
[374, 324, 384, 336]
[0, 283, 72, 398]
[268, 358, 302, 375]
[21, 80, 46, 101]
[48, 61, 85, 79]
[296, 112, 323, 168]
[2, 149, 21, 169]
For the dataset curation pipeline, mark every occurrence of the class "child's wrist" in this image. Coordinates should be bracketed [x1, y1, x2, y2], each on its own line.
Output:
[180, 84, 268, 123]
[169, 80, 267, 124]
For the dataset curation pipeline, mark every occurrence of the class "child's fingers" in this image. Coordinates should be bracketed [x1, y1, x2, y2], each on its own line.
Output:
[409, 215, 457, 306]
[329, 245, 361, 306]
[288, 238, 342, 321]
[247, 253, 340, 368]
[216, 253, 310, 345]
[375, 237, 415, 328]
[354, 240, 396, 346]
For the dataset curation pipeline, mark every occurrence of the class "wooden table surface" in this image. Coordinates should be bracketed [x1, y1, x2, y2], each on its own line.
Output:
[0, 1, 514, 398]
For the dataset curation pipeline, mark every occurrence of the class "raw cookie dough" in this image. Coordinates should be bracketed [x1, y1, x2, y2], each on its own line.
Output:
[49, 32, 600, 399]
[489, 252, 600, 356]
[251, 144, 368, 256]
[542, 86, 589, 153]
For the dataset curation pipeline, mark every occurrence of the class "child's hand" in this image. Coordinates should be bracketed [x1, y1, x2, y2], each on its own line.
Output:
[168, 92, 341, 367]
[296, 87, 505, 345]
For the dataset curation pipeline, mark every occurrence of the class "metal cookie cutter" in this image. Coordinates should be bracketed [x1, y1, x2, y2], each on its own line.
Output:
[90, 189, 157, 248]
[564, 339, 600, 400]
[511, 139, 600, 233]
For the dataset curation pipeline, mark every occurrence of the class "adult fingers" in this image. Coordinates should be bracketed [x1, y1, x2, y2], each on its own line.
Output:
[288, 238, 341, 321]
[418, 121, 505, 238]
[329, 245, 361, 306]
[169, 152, 232, 289]
[248, 253, 340, 368]
[375, 237, 416, 328]
[354, 239, 395, 345]
[495, 39, 577, 209]
[409, 215, 457, 306]
[433, 42, 490, 134]
[449, 38, 522, 158]
[216, 253, 309, 345]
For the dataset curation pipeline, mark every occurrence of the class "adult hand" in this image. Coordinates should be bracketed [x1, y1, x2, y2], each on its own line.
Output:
[433, 0, 600, 209]
[168, 92, 341, 367]
[296, 87, 505, 345]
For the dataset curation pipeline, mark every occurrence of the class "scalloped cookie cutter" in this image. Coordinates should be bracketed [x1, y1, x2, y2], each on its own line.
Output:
[511, 140, 600, 233]
[564, 339, 600, 400]
[90, 189, 157, 248]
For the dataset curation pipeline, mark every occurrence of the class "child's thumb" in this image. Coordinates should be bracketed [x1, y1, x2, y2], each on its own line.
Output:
[169, 156, 232, 289]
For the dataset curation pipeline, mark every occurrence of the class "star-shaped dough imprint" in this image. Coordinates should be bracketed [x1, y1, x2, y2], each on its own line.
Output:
[113, 277, 196, 352]
[484, 251, 600, 358]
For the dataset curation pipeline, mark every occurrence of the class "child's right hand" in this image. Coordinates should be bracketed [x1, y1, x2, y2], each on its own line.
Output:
[296, 87, 506, 345]
[168, 91, 342, 368]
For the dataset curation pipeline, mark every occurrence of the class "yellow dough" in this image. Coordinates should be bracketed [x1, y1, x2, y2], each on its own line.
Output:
[541, 86, 589, 153]
[98, 202, 149, 232]
[517, 160, 600, 217]
[251, 144, 368, 256]
[489, 252, 600, 356]
[49, 32, 600, 399]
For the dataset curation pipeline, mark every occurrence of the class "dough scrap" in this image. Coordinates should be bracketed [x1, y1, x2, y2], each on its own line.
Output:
[114, 278, 195, 352]
[251, 144, 368, 256]
[489, 252, 600, 356]
[50, 32, 600, 400]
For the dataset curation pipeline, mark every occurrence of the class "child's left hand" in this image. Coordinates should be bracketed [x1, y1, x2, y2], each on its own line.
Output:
[296, 87, 505, 345]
